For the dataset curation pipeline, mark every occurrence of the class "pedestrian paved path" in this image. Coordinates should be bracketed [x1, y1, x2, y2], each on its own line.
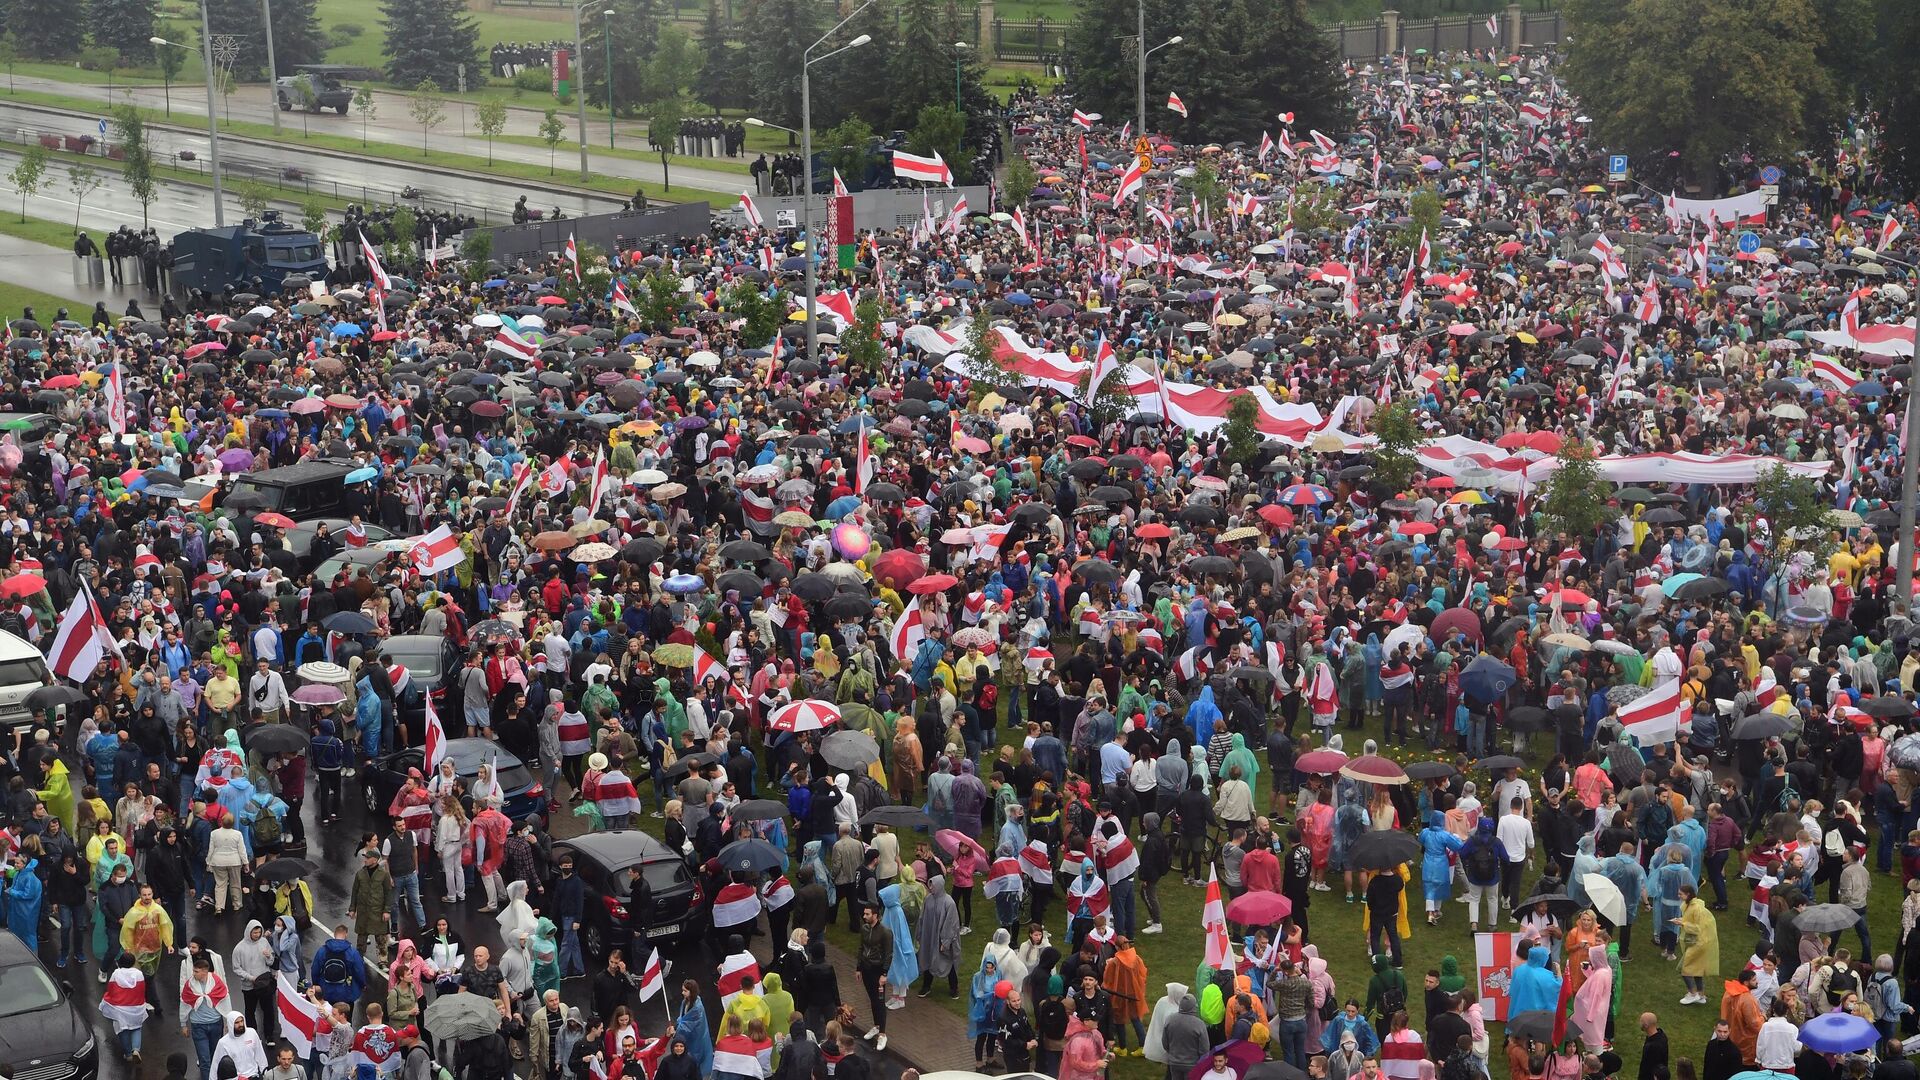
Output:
[0, 233, 136, 311]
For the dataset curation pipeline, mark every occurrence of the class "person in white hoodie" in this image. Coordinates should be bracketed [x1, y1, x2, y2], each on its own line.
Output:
[230, 920, 279, 1042]
[211, 1011, 270, 1079]
[205, 813, 249, 914]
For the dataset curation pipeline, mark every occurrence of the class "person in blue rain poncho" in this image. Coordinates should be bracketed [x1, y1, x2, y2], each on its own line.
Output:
[1319, 999, 1378, 1054]
[1187, 687, 1222, 750]
[674, 980, 714, 1075]
[1505, 945, 1561, 1017]
[880, 883, 919, 1007]
[1647, 845, 1696, 960]
[1567, 835, 1602, 909]
[1418, 812, 1464, 924]
[5, 855, 42, 951]
[1599, 841, 1648, 960]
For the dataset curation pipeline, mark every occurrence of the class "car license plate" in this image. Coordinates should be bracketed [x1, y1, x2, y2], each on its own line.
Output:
[645, 923, 679, 938]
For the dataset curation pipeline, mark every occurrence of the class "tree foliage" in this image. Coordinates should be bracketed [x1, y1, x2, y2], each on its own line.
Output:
[960, 316, 1023, 402]
[640, 269, 683, 331]
[885, 0, 985, 129]
[381, 0, 479, 92]
[1066, 0, 1347, 144]
[8, 143, 47, 224]
[1538, 440, 1617, 543]
[821, 118, 877, 189]
[1368, 399, 1423, 495]
[1221, 394, 1262, 471]
[578, 0, 662, 117]
[742, 0, 826, 132]
[408, 79, 447, 154]
[353, 86, 377, 146]
[539, 109, 567, 174]
[1561, 0, 1840, 188]
[845, 296, 887, 373]
[476, 99, 508, 164]
[1287, 182, 1341, 234]
[89, 0, 157, 63]
[1002, 157, 1038, 209]
[206, 0, 325, 76]
[1179, 160, 1225, 219]
[1750, 462, 1837, 559]
[1390, 185, 1444, 256]
[696, 1, 745, 111]
[728, 279, 786, 348]
[908, 103, 968, 181]
[13, 0, 84, 56]
[112, 105, 157, 229]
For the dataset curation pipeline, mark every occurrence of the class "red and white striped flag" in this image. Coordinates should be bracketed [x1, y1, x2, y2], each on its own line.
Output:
[986, 855, 1025, 897]
[739, 191, 764, 229]
[1257, 131, 1273, 162]
[945, 193, 970, 235]
[1072, 109, 1096, 129]
[565, 233, 582, 282]
[892, 149, 953, 185]
[424, 688, 448, 774]
[1635, 277, 1663, 325]
[716, 951, 761, 1008]
[637, 946, 666, 1001]
[611, 278, 636, 316]
[359, 230, 392, 291]
[832, 169, 850, 197]
[1166, 91, 1187, 118]
[1083, 334, 1118, 402]
[1173, 645, 1210, 682]
[1020, 840, 1053, 885]
[1114, 158, 1146, 208]
[1616, 677, 1690, 745]
[489, 324, 539, 361]
[14, 604, 39, 644]
[104, 362, 128, 436]
[586, 447, 611, 510]
[1098, 835, 1139, 883]
[1117, 120, 1131, 143]
[1754, 667, 1781, 709]
[502, 462, 536, 521]
[48, 583, 117, 684]
[1881, 214, 1905, 251]
[1011, 207, 1033, 251]
[890, 597, 926, 660]
[855, 419, 874, 494]
[1381, 1032, 1428, 1080]
[276, 974, 323, 1057]
[692, 646, 749, 706]
[1485, 13, 1499, 37]
[1809, 354, 1861, 390]
[1202, 865, 1234, 969]
[408, 524, 466, 577]
[713, 1035, 766, 1079]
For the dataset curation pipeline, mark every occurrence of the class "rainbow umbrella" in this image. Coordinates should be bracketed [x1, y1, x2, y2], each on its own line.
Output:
[831, 523, 872, 561]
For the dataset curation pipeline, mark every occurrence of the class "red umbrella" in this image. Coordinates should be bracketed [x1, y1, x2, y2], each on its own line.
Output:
[536, 295, 569, 306]
[870, 549, 926, 591]
[1339, 754, 1409, 785]
[1549, 587, 1595, 607]
[254, 512, 297, 529]
[1225, 890, 1292, 925]
[1065, 434, 1098, 448]
[1397, 521, 1437, 536]
[42, 374, 79, 389]
[1135, 522, 1173, 539]
[371, 329, 402, 342]
[908, 573, 959, 595]
[1187, 1040, 1267, 1080]
[0, 574, 45, 599]
[1295, 749, 1348, 774]
[1257, 504, 1295, 528]
[1430, 607, 1484, 642]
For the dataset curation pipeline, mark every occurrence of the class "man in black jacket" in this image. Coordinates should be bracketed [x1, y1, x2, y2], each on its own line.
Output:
[1173, 776, 1213, 885]
[1138, 813, 1170, 934]
[1535, 787, 1582, 880]
[1636, 1012, 1668, 1080]
[589, 951, 638, 1026]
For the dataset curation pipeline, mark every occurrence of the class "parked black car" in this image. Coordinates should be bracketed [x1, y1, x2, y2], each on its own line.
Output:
[0, 931, 99, 1080]
[552, 831, 704, 957]
[362, 738, 547, 825]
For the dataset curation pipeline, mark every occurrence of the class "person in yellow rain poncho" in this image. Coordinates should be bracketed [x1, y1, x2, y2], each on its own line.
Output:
[39, 758, 76, 835]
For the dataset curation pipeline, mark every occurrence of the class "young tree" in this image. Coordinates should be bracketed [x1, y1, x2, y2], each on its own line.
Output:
[67, 164, 102, 233]
[154, 33, 183, 115]
[648, 96, 685, 190]
[408, 79, 447, 156]
[1288, 182, 1341, 235]
[112, 105, 157, 229]
[236, 180, 272, 220]
[639, 268, 682, 330]
[908, 104, 967, 181]
[352, 86, 378, 147]
[1751, 462, 1837, 559]
[292, 74, 317, 137]
[958, 315, 1022, 403]
[844, 295, 886, 373]
[539, 109, 566, 174]
[1538, 440, 1617, 544]
[476, 98, 508, 164]
[820, 117, 875, 188]
[458, 229, 493, 281]
[1179, 160, 1226, 220]
[1367, 399, 1423, 495]
[385, 206, 418, 261]
[1391, 185, 1444, 256]
[727, 279, 784, 349]
[381, 0, 479, 91]
[300, 196, 328, 240]
[1001, 157, 1038, 209]
[7, 143, 47, 224]
[1220, 394, 1262, 471]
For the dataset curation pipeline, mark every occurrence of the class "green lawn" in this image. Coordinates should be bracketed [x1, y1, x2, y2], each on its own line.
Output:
[615, 699, 1899, 1080]
[0, 213, 88, 248]
[0, 281, 87, 322]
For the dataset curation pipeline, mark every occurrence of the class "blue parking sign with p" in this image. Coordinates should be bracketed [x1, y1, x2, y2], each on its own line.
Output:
[1607, 154, 1628, 182]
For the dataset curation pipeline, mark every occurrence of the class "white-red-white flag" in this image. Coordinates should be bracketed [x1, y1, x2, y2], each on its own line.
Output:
[891, 149, 953, 185]
[816, 289, 856, 331]
[586, 447, 611, 510]
[1011, 207, 1033, 251]
[1882, 214, 1906, 251]
[277, 974, 323, 1057]
[1202, 864, 1234, 968]
[832, 169, 850, 197]
[47, 582, 116, 684]
[1084, 334, 1118, 402]
[565, 233, 581, 282]
[408, 524, 466, 577]
[611, 278, 636, 316]
[1166, 92, 1187, 118]
[1257, 131, 1273, 162]
[1617, 676, 1689, 745]
[889, 597, 926, 660]
[739, 191, 764, 229]
[103, 362, 128, 436]
[637, 947, 666, 1001]
[358, 230, 392, 292]
[1114, 158, 1146, 208]
[489, 324, 539, 361]
[1071, 109, 1098, 130]
[424, 691, 448, 774]
[855, 419, 874, 494]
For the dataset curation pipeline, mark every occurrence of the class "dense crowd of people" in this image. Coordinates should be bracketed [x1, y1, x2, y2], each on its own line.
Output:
[4, 39, 1920, 1080]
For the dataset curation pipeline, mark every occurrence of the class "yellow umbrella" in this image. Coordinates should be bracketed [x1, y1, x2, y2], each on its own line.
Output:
[1216, 313, 1248, 327]
[787, 310, 808, 321]
[1580, 184, 1605, 193]
[1448, 490, 1486, 505]
[1514, 332, 1539, 344]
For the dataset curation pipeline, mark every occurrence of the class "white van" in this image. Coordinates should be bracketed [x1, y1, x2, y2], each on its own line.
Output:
[0, 629, 53, 731]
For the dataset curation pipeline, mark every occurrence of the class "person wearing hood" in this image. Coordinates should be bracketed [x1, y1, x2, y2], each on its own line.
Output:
[759, 971, 794, 1050]
[231, 919, 279, 1041]
[1678, 886, 1719, 1005]
[1722, 969, 1763, 1065]
[878, 882, 918, 1010]
[654, 1035, 702, 1080]
[1458, 818, 1508, 932]
[210, 1011, 269, 1079]
[970, 957, 1007, 1068]
[918, 874, 963, 997]
[673, 980, 714, 1076]
[1506, 945, 1561, 1018]
[4, 852, 42, 952]
[1060, 1012, 1112, 1080]
[1648, 845, 1696, 961]
[1571, 943, 1611, 1051]
[1363, 953, 1406, 1031]
[1417, 811, 1463, 926]
[1321, 999, 1379, 1055]
[531, 917, 561, 1001]
[1599, 840, 1648, 960]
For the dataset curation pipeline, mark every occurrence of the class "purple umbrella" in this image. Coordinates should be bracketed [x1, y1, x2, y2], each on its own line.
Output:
[291, 683, 345, 707]
[677, 415, 708, 431]
[218, 448, 256, 471]
[1188, 1040, 1267, 1080]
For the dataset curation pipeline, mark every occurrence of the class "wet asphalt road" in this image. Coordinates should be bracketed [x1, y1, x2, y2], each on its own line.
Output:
[41, 757, 904, 1080]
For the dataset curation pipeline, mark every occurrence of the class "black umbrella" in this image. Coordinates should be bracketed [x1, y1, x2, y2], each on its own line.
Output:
[255, 858, 317, 886]
[791, 573, 836, 602]
[1247, 1062, 1309, 1080]
[1188, 555, 1239, 577]
[1513, 892, 1580, 923]
[825, 593, 872, 620]
[1506, 706, 1547, 732]
[866, 482, 905, 502]
[1348, 830, 1421, 871]
[720, 540, 772, 563]
[821, 730, 880, 770]
[1477, 755, 1525, 771]
[1403, 760, 1457, 781]
[622, 538, 665, 565]
[715, 570, 764, 596]
[1673, 577, 1728, 601]
[1733, 712, 1794, 740]
[247, 724, 311, 756]
[717, 838, 787, 874]
[324, 611, 378, 634]
[729, 799, 789, 823]
[1073, 558, 1122, 584]
[861, 804, 932, 830]
[1862, 696, 1913, 718]
[25, 684, 87, 711]
[1506, 1010, 1555, 1043]
[661, 751, 720, 782]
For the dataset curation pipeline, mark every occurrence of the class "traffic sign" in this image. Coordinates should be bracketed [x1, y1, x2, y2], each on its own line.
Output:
[1607, 154, 1628, 182]
[1759, 165, 1783, 185]
[97, 118, 107, 135]
[1735, 231, 1761, 255]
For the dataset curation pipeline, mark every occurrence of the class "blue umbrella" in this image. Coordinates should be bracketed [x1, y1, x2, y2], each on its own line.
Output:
[780, 256, 808, 272]
[330, 323, 363, 337]
[1798, 1013, 1877, 1054]
[254, 408, 289, 419]
[345, 467, 379, 484]
[1851, 379, 1888, 397]
[1659, 572, 1703, 598]
[1006, 291, 1034, 306]
[948, 280, 979, 292]
[662, 573, 706, 595]
[1458, 655, 1517, 703]
[481, 278, 508, 288]
[825, 495, 864, 520]
[833, 416, 867, 434]
[620, 333, 647, 346]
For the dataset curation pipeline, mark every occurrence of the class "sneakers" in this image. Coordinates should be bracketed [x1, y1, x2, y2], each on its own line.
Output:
[917, 987, 932, 998]
[960, 926, 973, 936]
[862, 1028, 879, 1042]
[55, 956, 65, 968]
[1143, 923, 1163, 935]
[876, 1034, 889, 1052]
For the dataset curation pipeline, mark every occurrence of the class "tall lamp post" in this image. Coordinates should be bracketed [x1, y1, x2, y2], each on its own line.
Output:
[602, 9, 616, 148]
[261, 0, 280, 134]
[569, 0, 609, 182]
[952, 41, 970, 108]
[795, 0, 874, 369]
[151, 27, 224, 226]
[1133, 13, 1181, 226]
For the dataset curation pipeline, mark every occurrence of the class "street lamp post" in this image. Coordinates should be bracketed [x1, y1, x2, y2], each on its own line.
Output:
[798, 0, 875, 369]
[952, 41, 970, 109]
[152, 20, 224, 226]
[603, 9, 615, 148]
[261, 0, 280, 134]
[1132, 10, 1181, 225]
[570, 0, 599, 182]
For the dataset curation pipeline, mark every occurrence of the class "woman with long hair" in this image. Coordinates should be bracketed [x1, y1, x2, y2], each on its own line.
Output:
[433, 796, 470, 903]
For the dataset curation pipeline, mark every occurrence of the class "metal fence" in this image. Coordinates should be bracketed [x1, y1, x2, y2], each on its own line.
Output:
[1321, 11, 1565, 61]
[991, 17, 1066, 64]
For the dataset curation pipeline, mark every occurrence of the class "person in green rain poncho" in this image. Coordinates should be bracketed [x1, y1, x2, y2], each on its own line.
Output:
[39, 758, 76, 836]
[761, 972, 795, 1058]
[1437, 956, 1467, 996]
[1217, 734, 1260, 785]
[656, 678, 687, 741]
[532, 917, 561, 1000]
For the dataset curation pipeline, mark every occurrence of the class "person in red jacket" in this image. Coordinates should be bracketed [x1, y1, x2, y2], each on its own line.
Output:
[1241, 835, 1282, 895]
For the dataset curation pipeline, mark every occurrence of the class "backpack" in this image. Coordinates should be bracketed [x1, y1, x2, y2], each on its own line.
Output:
[1463, 841, 1500, 883]
[320, 948, 352, 986]
[1873, 972, 1900, 1020]
[1377, 983, 1406, 1022]
[978, 682, 998, 711]
[252, 807, 281, 846]
[289, 882, 314, 934]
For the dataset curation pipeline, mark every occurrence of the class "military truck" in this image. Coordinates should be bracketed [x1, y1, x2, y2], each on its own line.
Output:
[169, 212, 329, 295]
[277, 72, 353, 113]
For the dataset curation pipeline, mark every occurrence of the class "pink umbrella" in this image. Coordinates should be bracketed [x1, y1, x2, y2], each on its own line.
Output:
[1446, 322, 1477, 336]
[292, 683, 345, 706]
[830, 523, 871, 561]
[1225, 890, 1292, 925]
[1295, 749, 1348, 774]
[184, 341, 227, 359]
[934, 830, 986, 862]
[1187, 1040, 1267, 1080]
[288, 397, 326, 415]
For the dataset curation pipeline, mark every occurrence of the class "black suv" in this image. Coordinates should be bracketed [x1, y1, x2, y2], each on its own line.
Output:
[553, 831, 704, 958]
